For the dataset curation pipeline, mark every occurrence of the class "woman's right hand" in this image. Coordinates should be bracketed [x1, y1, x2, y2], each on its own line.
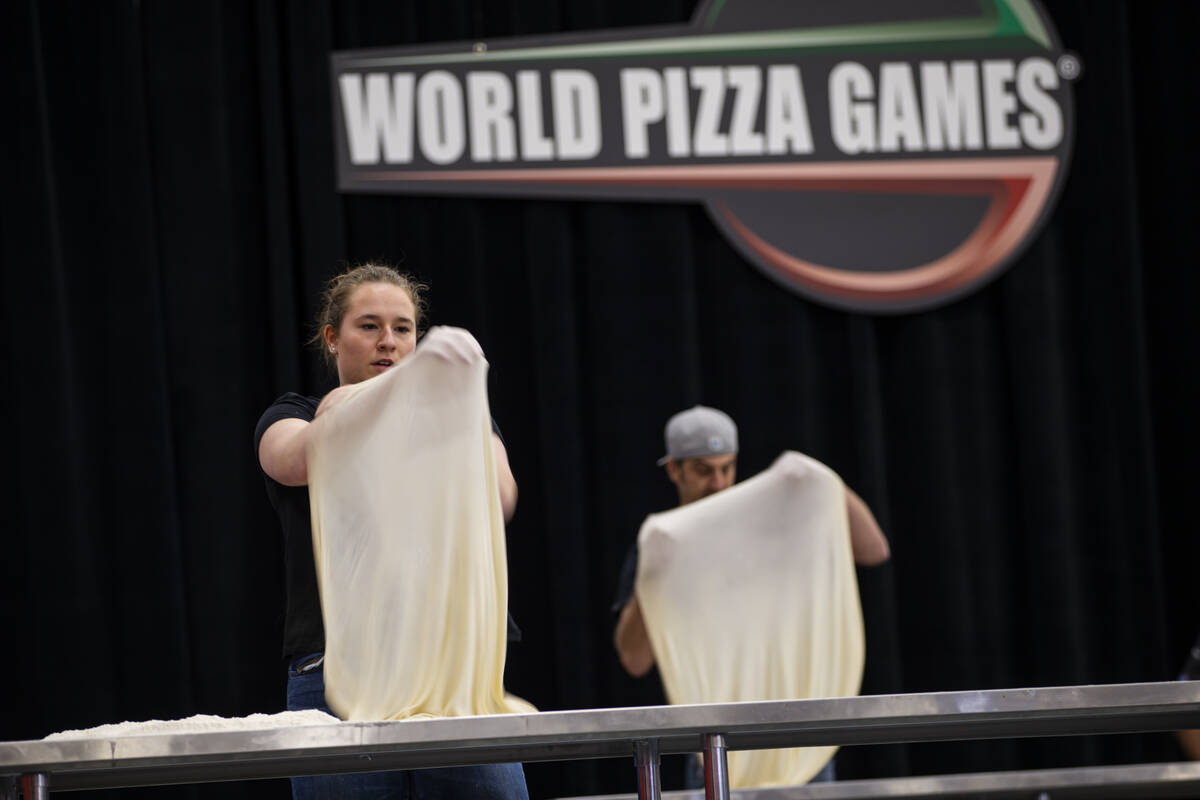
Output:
[260, 384, 359, 487]
[314, 384, 358, 419]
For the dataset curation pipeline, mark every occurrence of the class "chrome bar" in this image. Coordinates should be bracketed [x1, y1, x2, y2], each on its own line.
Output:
[554, 760, 1200, 799]
[20, 775, 47, 800]
[702, 733, 729, 800]
[634, 739, 661, 800]
[0, 682, 1196, 791]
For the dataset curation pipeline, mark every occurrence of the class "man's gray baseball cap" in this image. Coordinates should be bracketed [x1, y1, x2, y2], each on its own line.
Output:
[656, 405, 739, 466]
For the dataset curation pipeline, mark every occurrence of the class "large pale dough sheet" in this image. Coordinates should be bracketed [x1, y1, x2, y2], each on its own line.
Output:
[307, 346, 533, 721]
[636, 451, 864, 787]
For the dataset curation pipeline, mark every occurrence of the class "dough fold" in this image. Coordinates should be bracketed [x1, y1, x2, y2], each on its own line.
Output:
[307, 346, 534, 721]
[636, 451, 864, 787]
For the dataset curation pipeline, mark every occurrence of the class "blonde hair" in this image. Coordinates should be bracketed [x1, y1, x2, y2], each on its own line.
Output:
[309, 263, 428, 369]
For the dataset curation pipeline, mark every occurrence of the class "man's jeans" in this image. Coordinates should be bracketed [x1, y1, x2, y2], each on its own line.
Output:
[684, 752, 835, 789]
[286, 654, 530, 800]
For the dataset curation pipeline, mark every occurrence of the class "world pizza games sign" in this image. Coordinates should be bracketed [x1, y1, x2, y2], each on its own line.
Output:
[331, 0, 1078, 312]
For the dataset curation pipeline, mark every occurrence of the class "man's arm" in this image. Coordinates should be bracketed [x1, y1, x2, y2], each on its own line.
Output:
[1178, 729, 1200, 760]
[1176, 635, 1200, 759]
[846, 486, 890, 566]
[492, 433, 518, 522]
[614, 596, 655, 677]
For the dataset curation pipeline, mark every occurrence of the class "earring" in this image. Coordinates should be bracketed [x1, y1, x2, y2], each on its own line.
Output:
[330, 346, 336, 353]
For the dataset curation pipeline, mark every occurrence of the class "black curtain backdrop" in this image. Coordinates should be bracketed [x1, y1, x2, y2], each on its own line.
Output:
[2, 1, 1197, 798]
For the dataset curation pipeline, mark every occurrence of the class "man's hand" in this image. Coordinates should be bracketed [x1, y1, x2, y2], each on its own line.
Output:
[847, 487, 890, 566]
[492, 433, 518, 522]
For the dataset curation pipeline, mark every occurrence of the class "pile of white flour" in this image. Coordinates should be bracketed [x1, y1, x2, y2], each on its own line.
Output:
[44, 710, 340, 740]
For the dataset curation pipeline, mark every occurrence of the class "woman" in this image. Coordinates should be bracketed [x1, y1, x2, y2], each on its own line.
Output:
[254, 263, 526, 799]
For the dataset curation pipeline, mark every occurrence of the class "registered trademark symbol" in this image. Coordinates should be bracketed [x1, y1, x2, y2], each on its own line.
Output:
[1057, 54, 1082, 80]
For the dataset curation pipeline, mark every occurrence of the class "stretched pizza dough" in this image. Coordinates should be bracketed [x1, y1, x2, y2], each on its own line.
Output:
[636, 451, 864, 788]
[306, 340, 534, 721]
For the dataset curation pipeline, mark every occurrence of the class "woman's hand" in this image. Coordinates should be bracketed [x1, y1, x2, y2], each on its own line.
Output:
[260, 385, 358, 487]
[314, 384, 358, 419]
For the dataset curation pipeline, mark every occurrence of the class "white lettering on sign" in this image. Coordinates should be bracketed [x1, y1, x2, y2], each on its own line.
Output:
[727, 66, 764, 156]
[516, 71, 554, 161]
[921, 61, 983, 151]
[620, 68, 662, 159]
[340, 73, 415, 165]
[664, 67, 691, 157]
[339, 58, 1064, 166]
[982, 60, 1020, 149]
[417, 71, 466, 164]
[467, 72, 516, 162]
[765, 65, 814, 155]
[552, 70, 602, 159]
[830, 58, 1065, 155]
[830, 62, 876, 154]
[1017, 57, 1063, 150]
[878, 62, 924, 152]
[620, 65, 813, 159]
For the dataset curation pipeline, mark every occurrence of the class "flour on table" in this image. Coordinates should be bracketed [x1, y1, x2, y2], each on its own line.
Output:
[44, 710, 339, 740]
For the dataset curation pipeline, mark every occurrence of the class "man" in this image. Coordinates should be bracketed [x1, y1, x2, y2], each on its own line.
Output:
[1178, 632, 1200, 759]
[612, 404, 890, 679]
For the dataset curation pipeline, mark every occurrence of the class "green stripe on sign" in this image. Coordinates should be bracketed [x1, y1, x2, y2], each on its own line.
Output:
[1000, 0, 1053, 49]
[702, 0, 728, 31]
[344, 12, 1046, 69]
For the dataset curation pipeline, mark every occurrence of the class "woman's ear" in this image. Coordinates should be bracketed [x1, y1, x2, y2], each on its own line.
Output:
[323, 324, 337, 354]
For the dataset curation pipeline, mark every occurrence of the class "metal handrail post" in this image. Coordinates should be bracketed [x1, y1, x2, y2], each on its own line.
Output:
[702, 733, 729, 800]
[633, 738, 662, 800]
[20, 774, 47, 800]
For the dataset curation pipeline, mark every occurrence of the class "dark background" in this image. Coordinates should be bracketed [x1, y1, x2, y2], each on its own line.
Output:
[2, 0, 1197, 797]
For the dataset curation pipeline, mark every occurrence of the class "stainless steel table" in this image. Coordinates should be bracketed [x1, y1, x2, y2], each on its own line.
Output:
[2, 682, 1198, 799]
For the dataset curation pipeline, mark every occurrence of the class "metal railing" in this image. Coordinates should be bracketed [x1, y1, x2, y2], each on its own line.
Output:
[555, 761, 1200, 799]
[1, 682, 1197, 799]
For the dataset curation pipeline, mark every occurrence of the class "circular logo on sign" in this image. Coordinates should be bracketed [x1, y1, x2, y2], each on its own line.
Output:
[694, 0, 1078, 312]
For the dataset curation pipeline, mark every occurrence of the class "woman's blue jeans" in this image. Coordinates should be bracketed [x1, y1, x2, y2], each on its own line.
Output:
[286, 654, 530, 800]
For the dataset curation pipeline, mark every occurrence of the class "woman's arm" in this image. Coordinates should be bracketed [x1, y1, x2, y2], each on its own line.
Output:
[258, 418, 312, 487]
[258, 386, 358, 487]
[419, 328, 518, 519]
[492, 433, 518, 522]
